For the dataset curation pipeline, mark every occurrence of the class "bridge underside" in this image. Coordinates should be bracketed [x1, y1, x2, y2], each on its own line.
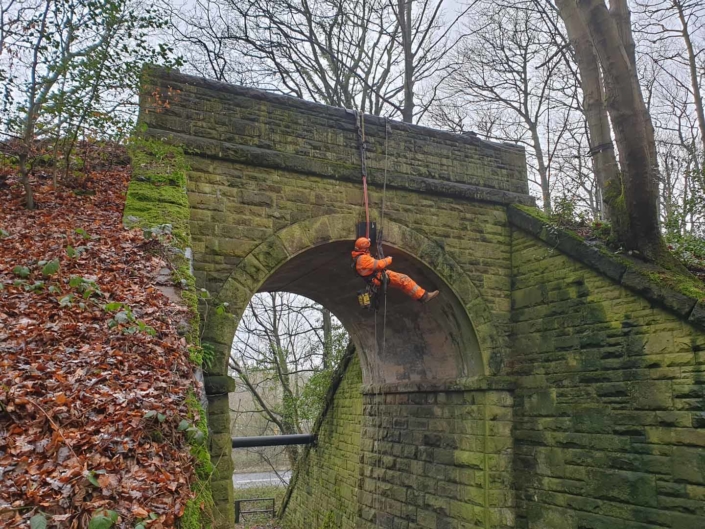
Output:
[260, 241, 482, 384]
[135, 67, 705, 529]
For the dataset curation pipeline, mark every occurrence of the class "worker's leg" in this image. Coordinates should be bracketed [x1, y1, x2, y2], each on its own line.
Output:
[385, 270, 426, 301]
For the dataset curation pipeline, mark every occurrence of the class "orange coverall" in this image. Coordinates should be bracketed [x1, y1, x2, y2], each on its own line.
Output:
[351, 249, 426, 301]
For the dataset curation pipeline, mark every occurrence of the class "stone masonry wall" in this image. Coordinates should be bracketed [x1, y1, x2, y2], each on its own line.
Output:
[140, 67, 533, 528]
[511, 229, 705, 529]
[282, 355, 364, 529]
[356, 387, 514, 529]
[184, 154, 515, 320]
[143, 68, 528, 196]
[136, 68, 705, 529]
[140, 67, 534, 355]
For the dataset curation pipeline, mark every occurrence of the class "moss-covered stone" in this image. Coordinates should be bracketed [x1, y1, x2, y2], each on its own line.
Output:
[125, 133, 215, 528]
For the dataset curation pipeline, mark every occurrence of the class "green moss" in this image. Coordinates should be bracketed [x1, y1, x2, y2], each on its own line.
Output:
[124, 182, 190, 247]
[128, 133, 189, 187]
[181, 392, 214, 528]
[514, 204, 705, 304]
[186, 392, 214, 480]
[125, 133, 215, 527]
[647, 271, 705, 301]
[181, 482, 214, 529]
[514, 203, 551, 222]
[123, 135, 191, 247]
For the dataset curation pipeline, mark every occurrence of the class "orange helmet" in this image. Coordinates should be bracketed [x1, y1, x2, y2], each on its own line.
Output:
[354, 237, 371, 251]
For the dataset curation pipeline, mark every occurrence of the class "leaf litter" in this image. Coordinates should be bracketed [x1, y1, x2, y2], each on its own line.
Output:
[0, 149, 200, 528]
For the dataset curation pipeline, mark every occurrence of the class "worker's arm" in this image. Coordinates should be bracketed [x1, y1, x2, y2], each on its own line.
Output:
[375, 256, 393, 271]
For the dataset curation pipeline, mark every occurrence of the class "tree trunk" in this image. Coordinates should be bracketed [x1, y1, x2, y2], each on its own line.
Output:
[573, 0, 676, 266]
[530, 124, 552, 214]
[322, 308, 332, 370]
[18, 152, 35, 210]
[674, 0, 705, 159]
[555, 0, 619, 222]
[399, 0, 415, 123]
[610, 0, 659, 176]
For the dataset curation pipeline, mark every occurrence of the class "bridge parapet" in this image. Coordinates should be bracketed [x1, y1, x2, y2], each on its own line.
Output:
[141, 66, 531, 204]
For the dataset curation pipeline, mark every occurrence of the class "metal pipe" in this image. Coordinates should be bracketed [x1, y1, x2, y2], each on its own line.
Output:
[231, 434, 316, 448]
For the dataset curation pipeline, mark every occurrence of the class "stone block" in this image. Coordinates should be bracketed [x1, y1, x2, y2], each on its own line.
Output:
[204, 375, 236, 395]
[672, 447, 705, 484]
[211, 478, 234, 502]
[585, 468, 657, 507]
[207, 393, 231, 416]
[524, 389, 556, 416]
[631, 380, 673, 410]
[210, 432, 233, 456]
[250, 235, 289, 271]
[241, 190, 273, 207]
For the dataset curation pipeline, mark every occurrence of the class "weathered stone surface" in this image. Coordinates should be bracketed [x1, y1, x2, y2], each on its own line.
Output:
[204, 375, 236, 395]
[620, 269, 697, 318]
[511, 230, 705, 529]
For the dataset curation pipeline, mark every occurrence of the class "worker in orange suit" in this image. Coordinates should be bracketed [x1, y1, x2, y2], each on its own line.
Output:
[352, 237, 439, 303]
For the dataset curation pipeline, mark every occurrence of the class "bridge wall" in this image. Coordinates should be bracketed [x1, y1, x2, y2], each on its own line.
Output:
[355, 386, 514, 529]
[510, 229, 705, 529]
[139, 68, 532, 526]
[281, 355, 364, 529]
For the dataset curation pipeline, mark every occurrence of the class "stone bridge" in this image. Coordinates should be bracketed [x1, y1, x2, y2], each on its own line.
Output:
[136, 67, 705, 529]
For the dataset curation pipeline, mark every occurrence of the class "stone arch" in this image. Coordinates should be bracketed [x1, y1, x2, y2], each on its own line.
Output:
[202, 214, 502, 384]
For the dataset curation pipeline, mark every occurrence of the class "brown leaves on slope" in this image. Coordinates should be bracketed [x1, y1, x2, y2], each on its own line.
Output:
[0, 161, 200, 528]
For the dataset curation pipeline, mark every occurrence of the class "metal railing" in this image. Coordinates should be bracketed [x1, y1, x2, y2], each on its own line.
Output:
[234, 498, 275, 523]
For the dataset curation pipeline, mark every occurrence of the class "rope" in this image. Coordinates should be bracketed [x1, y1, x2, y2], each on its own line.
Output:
[354, 110, 370, 239]
[380, 117, 389, 360]
[380, 117, 389, 232]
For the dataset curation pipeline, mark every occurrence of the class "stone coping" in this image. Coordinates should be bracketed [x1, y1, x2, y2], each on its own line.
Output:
[508, 205, 705, 331]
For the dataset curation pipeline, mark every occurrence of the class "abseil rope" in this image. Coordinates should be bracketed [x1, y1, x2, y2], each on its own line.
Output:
[355, 110, 370, 239]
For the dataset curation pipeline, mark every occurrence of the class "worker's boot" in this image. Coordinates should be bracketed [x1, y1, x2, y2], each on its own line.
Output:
[420, 290, 439, 304]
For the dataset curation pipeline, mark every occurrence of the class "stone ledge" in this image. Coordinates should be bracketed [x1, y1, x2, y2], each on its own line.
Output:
[204, 375, 236, 395]
[146, 130, 535, 206]
[508, 205, 704, 331]
[361, 375, 516, 395]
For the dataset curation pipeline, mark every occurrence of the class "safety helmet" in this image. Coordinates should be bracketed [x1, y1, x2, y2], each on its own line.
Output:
[354, 237, 371, 251]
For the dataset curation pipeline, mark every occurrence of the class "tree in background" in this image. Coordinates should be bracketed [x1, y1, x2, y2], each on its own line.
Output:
[556, 0, 684, 267]
[439, 0, 575, 214]
[553, 0, 619, 221]
[0, 0, 179, 208]
[632, 0, 705, 237]
[228, 292, 348, 468]
[164, 0, 474, 122]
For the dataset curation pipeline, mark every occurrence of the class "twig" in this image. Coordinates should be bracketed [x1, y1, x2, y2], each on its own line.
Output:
[26, 397, 80, 461]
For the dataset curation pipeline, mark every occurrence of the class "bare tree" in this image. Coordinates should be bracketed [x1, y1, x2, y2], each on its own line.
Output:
[554, 0, 620, 221]
[446, 0, 572, 213]
[228, 292, 347, 467]
[165, 0, 472, 122]
[555, 0, 682, 267]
